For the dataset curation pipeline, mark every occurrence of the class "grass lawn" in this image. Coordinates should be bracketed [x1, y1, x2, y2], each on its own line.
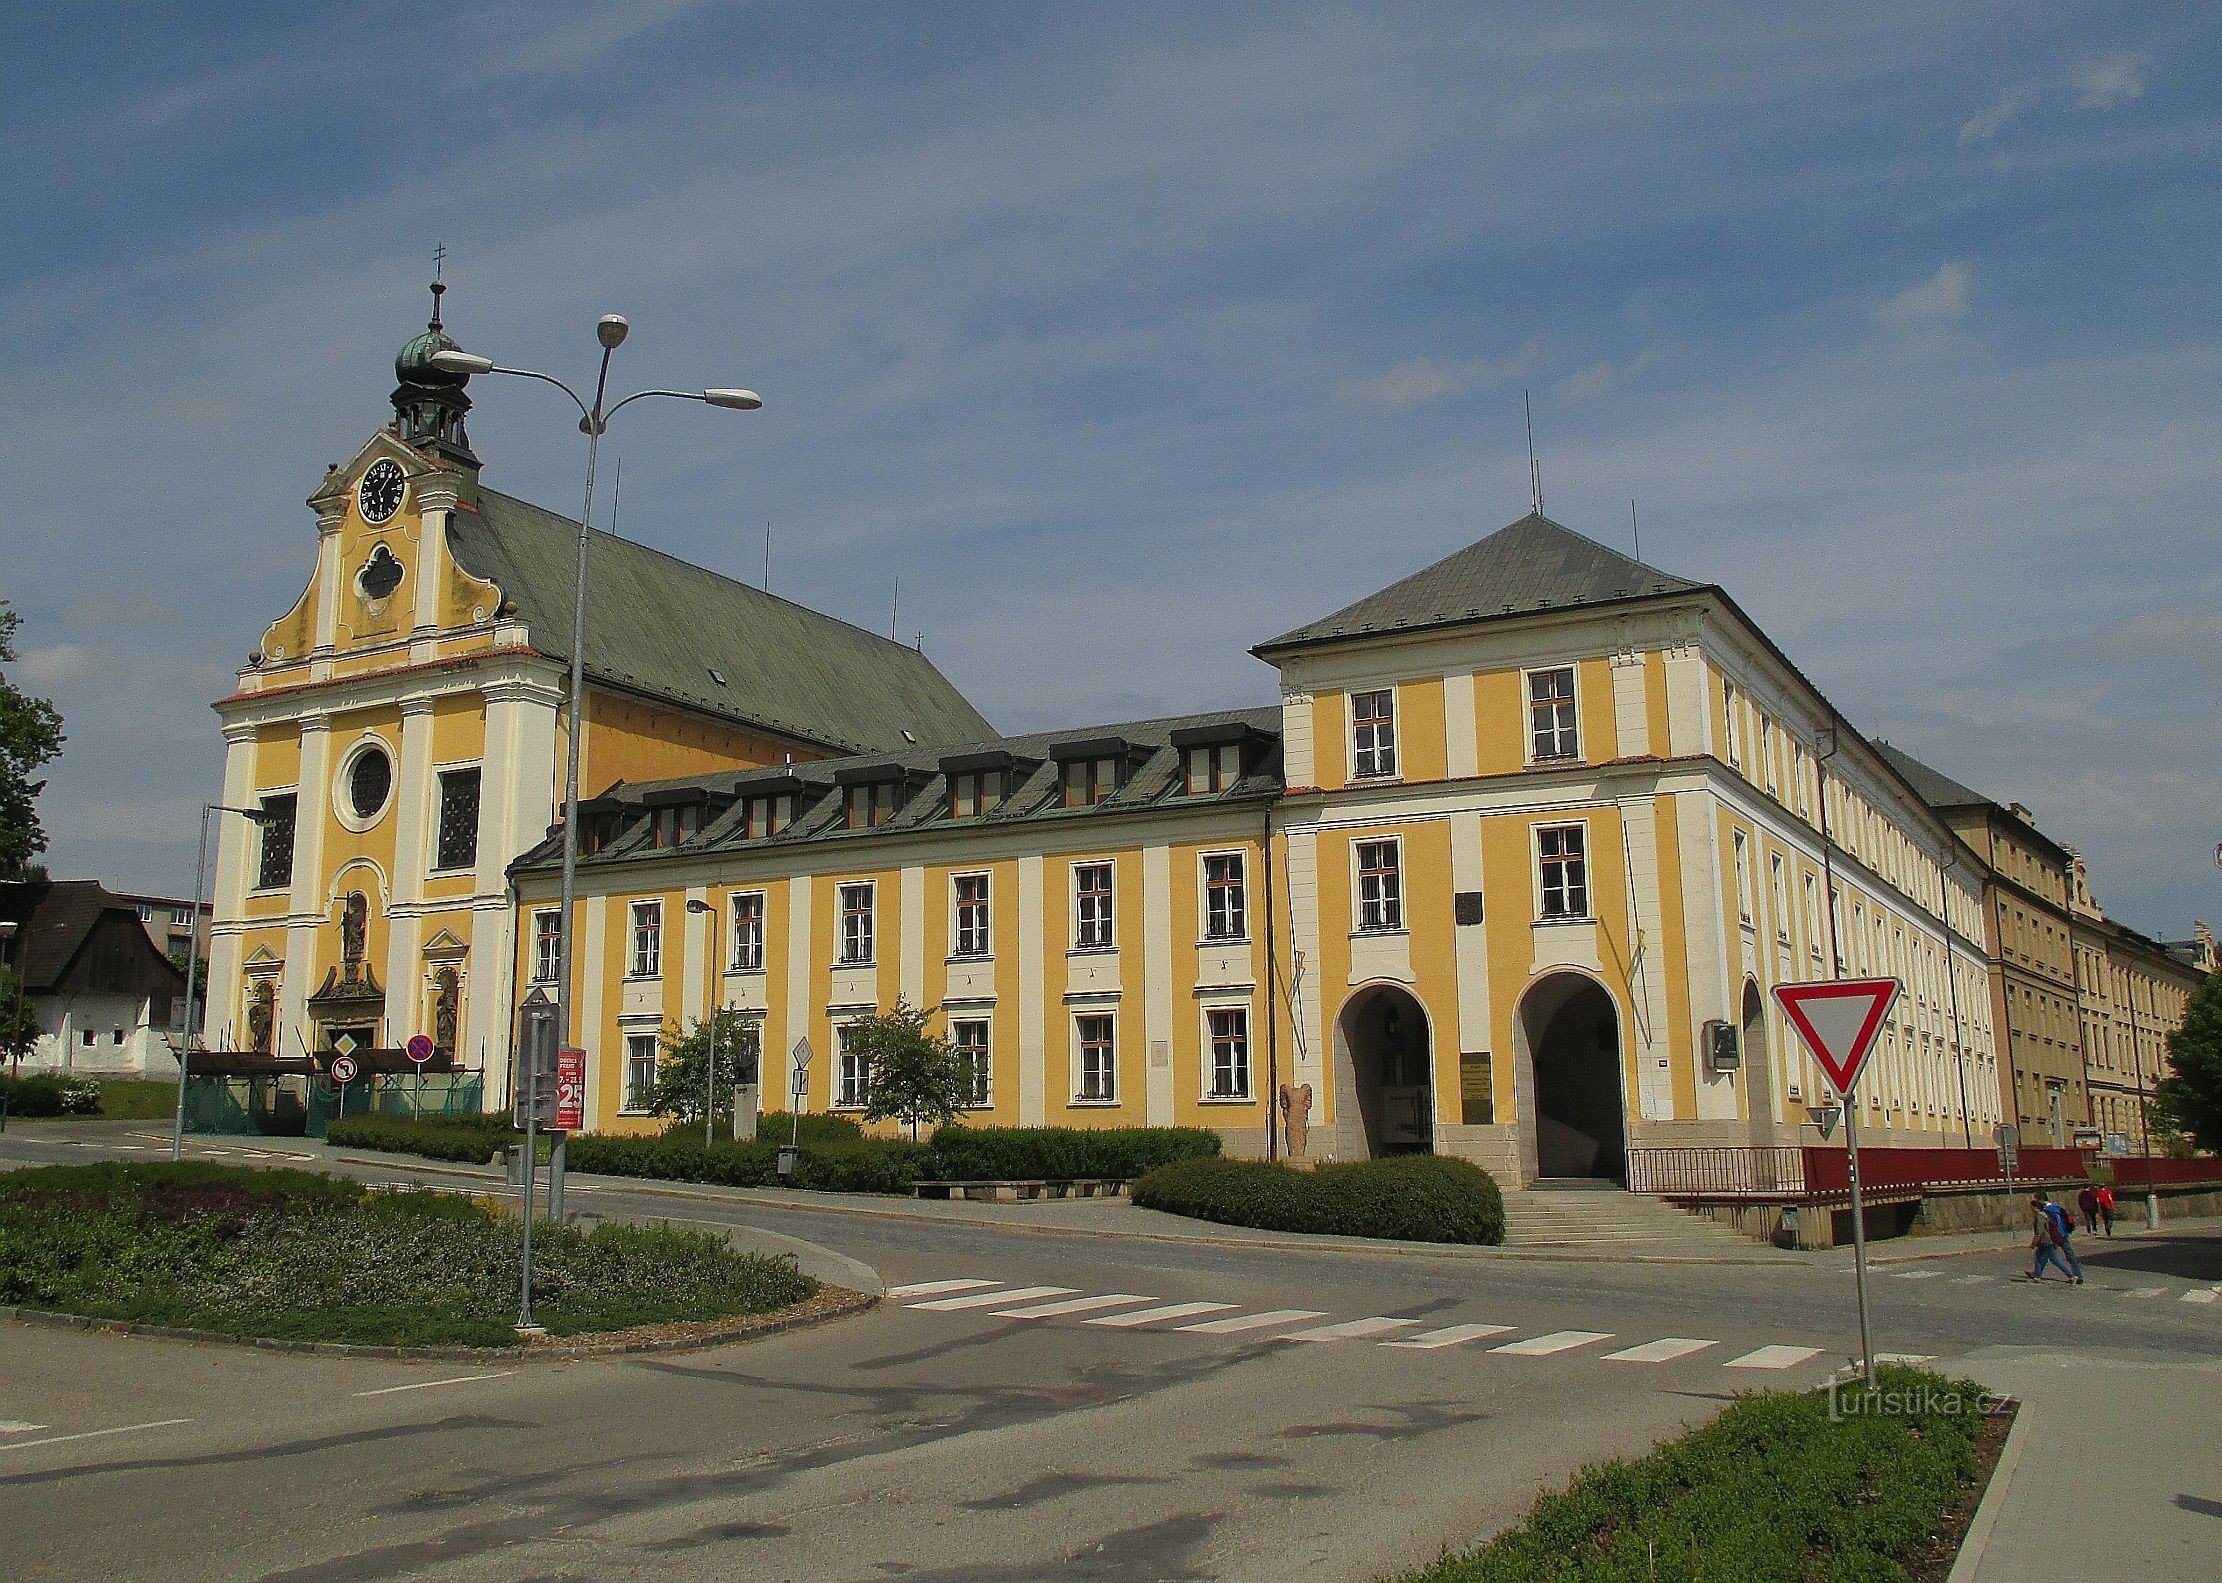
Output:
[0, 1160, 817, 1348]
[85, 1079, 178, 1119]
[1392, 1366, 2005, 1582]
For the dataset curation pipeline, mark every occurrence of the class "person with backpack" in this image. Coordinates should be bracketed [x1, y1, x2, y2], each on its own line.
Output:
[2095, 1183, 2117, 1236]
[2027, 1193, 2084, 1283]
[2078, 1183, 2103, 1235]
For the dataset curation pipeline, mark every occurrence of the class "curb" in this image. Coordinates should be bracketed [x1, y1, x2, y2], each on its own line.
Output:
[1944, 1394, 2032, 1583]
[0, 1286, 878, 1363]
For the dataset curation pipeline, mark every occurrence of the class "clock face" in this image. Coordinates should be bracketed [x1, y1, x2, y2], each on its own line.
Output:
[358, 459, 405, 524]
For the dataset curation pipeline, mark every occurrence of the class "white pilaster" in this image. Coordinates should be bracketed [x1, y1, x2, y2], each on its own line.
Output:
[581, 896, 607, 1115]
[1279, 686, 1315, 787]
[783, 879, 813, 1101]
[1283, 828, 1325, 1096]
[899, 864, 926, 1010]
[683, 883, 709, 1027]
[1617, 796, 1673, 1121]
[1017, 855, 1046, 1125]
[383, 700, 435, 1039]
[278, 716, 333, 1047]
[1447, 811, 1492, 1067]
[1443, 672, 1478, 780]
[1610, 650, 1649, 758]
[202, 721, 260, 1045]
[1142, 843, 1174, 1126]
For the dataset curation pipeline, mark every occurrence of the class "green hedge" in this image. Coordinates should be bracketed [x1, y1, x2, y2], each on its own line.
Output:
[1130, 1153, 1506, 1244]
[325, 1114, 510, 1163]
[562, 1132, 932, 1194]
[1398, 1367, 1993, 1582]
[0, 1073, 102, 1117]
[926, 1124, 1221, 1181]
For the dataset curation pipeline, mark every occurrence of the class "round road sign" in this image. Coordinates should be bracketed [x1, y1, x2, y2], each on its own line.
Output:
[330, 1054, 359, 1085]
[405, 1034, 436, 1064]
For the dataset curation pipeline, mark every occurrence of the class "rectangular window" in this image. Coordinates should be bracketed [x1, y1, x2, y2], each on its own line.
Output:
[434, 768, 481, 870]
[1356, 839, 1402, 931]
[255, 794, 297, 891]
[623, 1033, 658, 1112]
[951, 1018, 991, 1106]
[1204, 853, 1247, 941]
[1183, 743, 1243, 795]
[837, 1025, 870, 1108]
[845, 780, 899, 829]
[1733, 830, 1753, 923]
[81, 1027, 95, 1047]
[1722, 681, 1742, 767]
[533, 910, 562, 982]
[1527, 667, 1579, 761]
[1770, 853, 1788, 941]
[1077, 1014, 1117, 1101]
[839, 883, 876, 965]
[630, 901, 662, 978]
[1062, 757, 1122, 808]
[1351, 689, 1397, 778]
[948, 770, 1002, 819]
[1207, 1007, 1250, 1099]
[1803, 872, 1821, 957]
[953, 873, 991, 958]
[1074, 862, 1115, 949]
[730, 891, 765, 971]
[742, 794, 790, 839]
[1760, 717, 1777, 795]
[1537, 824, 1589, 919]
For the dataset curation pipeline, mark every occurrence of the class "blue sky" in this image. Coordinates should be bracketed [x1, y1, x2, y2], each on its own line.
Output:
[3, 3, 2216, 940]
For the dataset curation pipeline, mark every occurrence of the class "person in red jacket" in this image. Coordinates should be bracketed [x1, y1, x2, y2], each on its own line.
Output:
[2095, 1183, 2117, 1237]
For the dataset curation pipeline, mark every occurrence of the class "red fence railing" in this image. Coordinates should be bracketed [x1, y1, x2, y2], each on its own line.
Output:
[1798, 1145, 2086, 1201]
[2097, 1156, 2222, 1188]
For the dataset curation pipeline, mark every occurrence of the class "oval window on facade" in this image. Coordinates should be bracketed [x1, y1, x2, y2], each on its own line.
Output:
[348, 746, 392, 821]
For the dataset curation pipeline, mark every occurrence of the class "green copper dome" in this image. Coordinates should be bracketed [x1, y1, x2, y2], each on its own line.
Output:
[396, 325, 465, 387]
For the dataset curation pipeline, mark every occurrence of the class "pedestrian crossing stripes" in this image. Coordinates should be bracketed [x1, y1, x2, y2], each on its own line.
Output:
[995, 1293, 1154, 1319]
[1385, 1323, 1515, 1350]
[1490, 1330, 1611, 1357]
[2184, 1289, 2216, 1305]
[910, 1285, 1074, 1311]
[1282, 1317, 1417, 1342]
[1724, 1345, 1823, 1370]
[1603, 1338, 1714, 1364]
[888, 1279, 1001, 1299]
[1084, 1301, 1237, 1327]
[1180, 1309, 1328, 1334]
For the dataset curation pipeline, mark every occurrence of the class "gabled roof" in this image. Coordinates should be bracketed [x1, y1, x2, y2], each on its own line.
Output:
[1869, 742, 1989, 811]
[447, 489, 995, 755]
[0, 880, 186, 996]
[512, 705, 1283, 875]
[1255, 512, 1701, 655]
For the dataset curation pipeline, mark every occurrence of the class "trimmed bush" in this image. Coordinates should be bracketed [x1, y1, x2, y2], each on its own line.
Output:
[715, 1111, 866, 1149]
[326, 1114, 511, 1163]
[1398, 1366, 1993, 1581]
[926, 1124, 1221, 1182]
[1130, 1153, 1505, 1244]
[0, 1073, 101, 1117]
[562, 1131, 932, 1194]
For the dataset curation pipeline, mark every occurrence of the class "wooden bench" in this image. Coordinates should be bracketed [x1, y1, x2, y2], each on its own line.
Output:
[911, 1178, 1129, 1202]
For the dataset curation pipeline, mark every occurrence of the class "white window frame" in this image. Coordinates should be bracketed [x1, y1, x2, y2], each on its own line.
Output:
[1202, 851, 1248, 942]
[1354, 837, 1403, 933]
[1073, 861, 1115, 951]
[952, 872, 992, 959]
[1203, 1004, 1252, 1101]
[1349, 687, 1398, 780]
[1722, 679, 1742, 768]
[836, 1024, 870, 1109]
[838, 882, 876, 966]
[621, 1031, 659, 1113]
[1536, 822, 1590, 921]
[950, 1017, 992, 1107]
[1769, 853, 1789, 943]
[532, 909, 562, 983]
[1732, 829, 1753, 924]
[1524, 664, 1580, 763]
[629, 900, 663, 979]
[1074, 1012, 1118, 1103]
[729, 890, 766, 972]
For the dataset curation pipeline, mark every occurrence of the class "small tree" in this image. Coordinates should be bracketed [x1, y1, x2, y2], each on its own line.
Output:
[0, 602, 66, 882]
[0, 968, 38, 1068]
[645, 1010, 761, 1134]
[852, 999, 970, 1141]
[2153, 971, 2222, 1156]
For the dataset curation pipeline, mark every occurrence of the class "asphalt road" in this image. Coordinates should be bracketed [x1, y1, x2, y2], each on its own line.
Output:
[3, 1125, 2217, 1582]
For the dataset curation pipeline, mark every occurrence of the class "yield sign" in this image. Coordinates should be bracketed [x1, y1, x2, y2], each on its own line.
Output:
[1773, 977, 1900, 1098]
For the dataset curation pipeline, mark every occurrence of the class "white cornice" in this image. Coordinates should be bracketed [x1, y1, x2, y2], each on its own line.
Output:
[214, 652, 567, 729]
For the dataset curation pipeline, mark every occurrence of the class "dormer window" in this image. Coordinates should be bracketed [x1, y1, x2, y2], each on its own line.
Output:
[950, 769, 1002, 818]
[642, 787, 712, 849]
[834, 765, 907, 830]
[1050, 738, 1135, 809]
[1184, 744, 1240, 794]
[740, 794, 792, 839]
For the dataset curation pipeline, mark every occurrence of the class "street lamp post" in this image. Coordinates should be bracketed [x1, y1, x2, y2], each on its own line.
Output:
[172, 803, 271, 1160]
[427, 332, 759, 1226]
[686, 896, 721, 1145]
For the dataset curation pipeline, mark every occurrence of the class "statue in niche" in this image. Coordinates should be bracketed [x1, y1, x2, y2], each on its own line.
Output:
[1279, 1081, 1313, 1159]
[340, 892, 367, 970]
[432, 967, 459, 1054]
[247, 980, 275, 1054]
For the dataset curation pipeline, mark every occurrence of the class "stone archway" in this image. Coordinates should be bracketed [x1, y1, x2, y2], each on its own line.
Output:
[1335, 984, 1433, 1158]
[1517, 973, 1626, 1180]
[1740, 976, 1776, 1141]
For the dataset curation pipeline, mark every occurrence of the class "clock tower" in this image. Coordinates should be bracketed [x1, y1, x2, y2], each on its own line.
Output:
[389, 280, 477, 469]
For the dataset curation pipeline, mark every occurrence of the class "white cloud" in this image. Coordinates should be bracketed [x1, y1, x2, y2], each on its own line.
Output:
[1334, 340, 1547, 411]
[1958, 83, 2038, 145]
[1874, 262, 1973, 324]
[2073, 52, 2149, 110]
[13, 643, 94, 688]
[1555, 346, 1660, 401]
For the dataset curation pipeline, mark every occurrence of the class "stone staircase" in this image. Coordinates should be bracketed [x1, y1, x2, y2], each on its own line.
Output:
[1499, 1181, 1762, 1250]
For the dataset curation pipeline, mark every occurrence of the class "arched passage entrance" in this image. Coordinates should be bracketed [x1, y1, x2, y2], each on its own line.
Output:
[1517, 973, 1625, 1180]
[1336, 984, 1432, 1157]
[1739, 977, 1775, 1138]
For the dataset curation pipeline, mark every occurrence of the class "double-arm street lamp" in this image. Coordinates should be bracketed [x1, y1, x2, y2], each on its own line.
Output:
[428, 324, 760, 1220]
[173, 802, 273, 1160]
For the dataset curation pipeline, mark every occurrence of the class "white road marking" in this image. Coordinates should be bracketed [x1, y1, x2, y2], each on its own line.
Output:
[1874, 1353, 1935, 1365]
[2122, 1287, 2163, 1300]
[887, 1279, 1000, 1299]
[1603, 1338, 1716, 1364]
[353, 1371, 515, 1398]
[1489, 1330, 1613, 1357]
[909, 1285, 1074, 1311]
[1083, 1301, 1237, 1327]
[0, 1421, 49, 1434]
[1280, 1316, 1420, 1343]
[1953, 1275, 1990, 1285]
[1178, 1309, 1327, 1334]
[1724, 1345, 1824, 1370]
[1888, 1270, 1943, 1280]
[994, 1293, 1157, 1319]
[1383, 1323, 1514, 1350]
[0, 1418, 192, 1452]
[2182, 1289, 2216, 1305]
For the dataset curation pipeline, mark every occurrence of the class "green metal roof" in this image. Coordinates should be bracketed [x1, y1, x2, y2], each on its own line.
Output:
[1256, 512, 1700, 655]
[448, 488, 995, 754]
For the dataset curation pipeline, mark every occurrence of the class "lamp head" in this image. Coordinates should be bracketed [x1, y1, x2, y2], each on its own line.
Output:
[703, 388, 764, 411]
[597, 314, 630, 350]
[685, 898, 714, 915]
[427, 348, 495, 376]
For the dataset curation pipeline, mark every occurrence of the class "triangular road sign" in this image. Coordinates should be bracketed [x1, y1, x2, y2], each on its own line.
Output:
[1773, 978, 1900, 1098]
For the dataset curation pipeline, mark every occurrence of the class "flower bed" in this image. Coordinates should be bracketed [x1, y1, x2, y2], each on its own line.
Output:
[1130, 1153, 1506, 1243]
[0, 1161, 815, 1348]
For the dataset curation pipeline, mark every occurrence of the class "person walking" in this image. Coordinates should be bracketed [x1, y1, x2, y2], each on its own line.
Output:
[2026, 1193, 2084, 1284]
[2077, 1183, 2102, 1235]
[2095, 1183, 2117, 1237]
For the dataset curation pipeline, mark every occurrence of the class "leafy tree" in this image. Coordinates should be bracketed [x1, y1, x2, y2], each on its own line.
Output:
[0, 968, 38, 1067]
[2153, 971, 2222, 1155]
[645, 1009, 761, 1133]
[0, 603, 64, 881]
[852, 999, 971, 1140]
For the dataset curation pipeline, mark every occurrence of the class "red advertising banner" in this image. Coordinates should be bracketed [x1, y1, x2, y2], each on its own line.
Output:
[555, 1047, 586, 1132]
